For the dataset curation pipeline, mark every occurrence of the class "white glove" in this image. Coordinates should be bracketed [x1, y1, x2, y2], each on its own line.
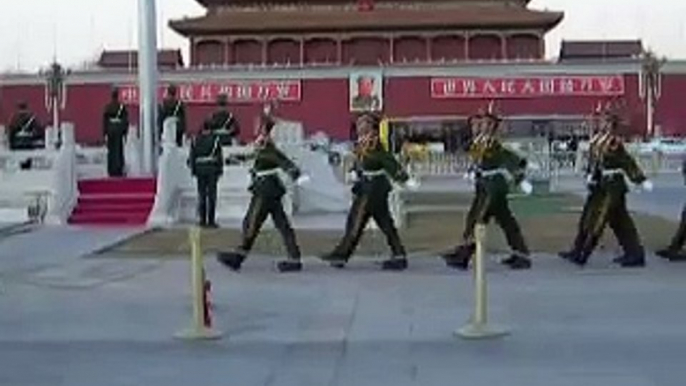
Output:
[347, 171, 359, 182]
[405, 178, 420, 190]
[519, 180, 533, 195]
[296, 175, 311, 186]
[641, 180, 653, 192]
[463, 172, 476, 181]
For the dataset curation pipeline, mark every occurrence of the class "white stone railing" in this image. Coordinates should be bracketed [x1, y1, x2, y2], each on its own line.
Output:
[0, 123, 78, 224]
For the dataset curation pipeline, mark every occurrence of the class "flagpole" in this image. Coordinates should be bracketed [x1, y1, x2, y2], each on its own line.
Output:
[138, 0, 159, 174]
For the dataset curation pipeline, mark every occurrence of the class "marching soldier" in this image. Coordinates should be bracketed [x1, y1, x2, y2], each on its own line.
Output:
[158, 84, 186, 146]
[188, 120, 223, 228]
[209, 94, 240, 146]
[321, 113, 419, 271]
[655, 157, 686, 261]
[8, 101, 44, 151]
[103, 89, 129, 177]
[442, 105, 533, 270]
[560, 104, 653, 268]
[217, 111, 304, 273]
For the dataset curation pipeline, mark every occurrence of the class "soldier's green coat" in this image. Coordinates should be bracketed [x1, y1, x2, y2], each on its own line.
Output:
[249, 141, 300, 198]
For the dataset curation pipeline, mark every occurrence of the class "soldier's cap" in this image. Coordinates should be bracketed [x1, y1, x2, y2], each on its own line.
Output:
[110, 87, 120, 99]
[356, 112, 381, 128]
[357, 75, 375, 84]
[482, 101, 502, 122]
[217, 93, 228, 106]
[17, 100, 28, 109]
[202, 119, 213, 131]
[167, 84, 178, 95]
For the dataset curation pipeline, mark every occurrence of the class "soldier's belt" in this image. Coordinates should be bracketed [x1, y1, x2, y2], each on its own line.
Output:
[361, 170, 386, 178]
[254, 168, 280, 177]
[479, 168, 512, 180]
[195, 156, 217, 164]
[109, 118, 122, 123]
[601, 169, 624, 177]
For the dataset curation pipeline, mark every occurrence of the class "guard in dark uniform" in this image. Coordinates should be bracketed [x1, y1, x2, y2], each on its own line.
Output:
[209, 94, 240, 146]
[442, 107, 532, 270]
[189, 120, 223, 228]
[8, 101, 44, 150]
[655, 157, 686, 261]
[560, 105, 653, 267]
[103, 89, 129, 177]
[158, 84, 186, 146]
[321, 113, 417, 271]
[217, 112, 303, 273]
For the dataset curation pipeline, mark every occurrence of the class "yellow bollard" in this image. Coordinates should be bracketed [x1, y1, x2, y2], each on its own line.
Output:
[455, 224, 509, 339]
[174, 226, 223, 340]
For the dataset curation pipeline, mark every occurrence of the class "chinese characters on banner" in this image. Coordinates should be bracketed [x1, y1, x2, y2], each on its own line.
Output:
[119, 80, 302, 104]
[431, 76, 625, 99]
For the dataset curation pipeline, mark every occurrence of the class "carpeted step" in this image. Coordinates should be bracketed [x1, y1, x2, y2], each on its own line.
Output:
[69, 178, 157, 226]
[78, 178, 156, 195]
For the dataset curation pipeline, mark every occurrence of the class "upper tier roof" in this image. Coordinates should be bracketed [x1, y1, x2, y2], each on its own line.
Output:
[195, 0, 531, 7]
[171, 5, 562, 35]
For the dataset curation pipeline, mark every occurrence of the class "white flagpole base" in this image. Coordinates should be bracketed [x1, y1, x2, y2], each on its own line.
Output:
[454, 323, 509, 340]
[174, 326, 223, 341]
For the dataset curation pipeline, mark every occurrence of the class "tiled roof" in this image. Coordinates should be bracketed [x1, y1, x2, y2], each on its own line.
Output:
[97, 50, 185, 69]
[559, 40, 643, 60]
[170, 6, 563, 34]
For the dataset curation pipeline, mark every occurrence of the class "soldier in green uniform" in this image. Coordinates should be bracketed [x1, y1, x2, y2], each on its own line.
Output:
[217, 112, 304, 273]
[560, 107, 653, 267]
[189, 120, 223, 228]
[656, 158, 686, 261]
[442, 108, 533, 270]
[158, 84, 186, 146]
[102, 89, 129, 177]
[321, 113, 418, 271]
[9, 101, 44, 151]
[209, 94, 240, 146]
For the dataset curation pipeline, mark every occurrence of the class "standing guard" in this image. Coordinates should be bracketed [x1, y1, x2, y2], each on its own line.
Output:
[209, 94, 241, 146]
[560, 104, 653, 268]
[103, 89, 129, 177]
[189, 120, 223, 228]
[8, 101, 44, 151]
[321, 113, 419, 271]
[217, 111, 304, 273]
[655, 157, 686, 261]
[442, 105, 533, 270]
[158, 84, 186, 146]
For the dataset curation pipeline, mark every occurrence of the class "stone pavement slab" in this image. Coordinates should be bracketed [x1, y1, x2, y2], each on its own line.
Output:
[2, 253, 686, 386]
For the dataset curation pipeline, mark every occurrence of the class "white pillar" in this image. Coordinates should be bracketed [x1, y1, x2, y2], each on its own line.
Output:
[138, 0, 159, 174]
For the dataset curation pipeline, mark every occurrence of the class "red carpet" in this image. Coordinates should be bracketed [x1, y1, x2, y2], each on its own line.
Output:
[68, 178, 156, 226]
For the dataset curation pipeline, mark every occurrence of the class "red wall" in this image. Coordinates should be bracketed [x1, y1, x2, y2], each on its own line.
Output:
[2, 72, 685, 145]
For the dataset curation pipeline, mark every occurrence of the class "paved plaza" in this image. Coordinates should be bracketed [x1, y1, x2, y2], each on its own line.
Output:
[1, 176, 686, 386]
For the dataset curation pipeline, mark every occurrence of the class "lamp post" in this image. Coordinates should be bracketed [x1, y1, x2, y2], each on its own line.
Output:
[43, 61, 69, 134]
[640, 50, 666, 138]
[138, 0, 159, 174]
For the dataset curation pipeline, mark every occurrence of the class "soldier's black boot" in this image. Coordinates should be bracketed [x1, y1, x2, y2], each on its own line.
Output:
[656, 247, 681, 260]
[381, 256, 408, 271]
[217, 250, 246, 271]
[442, 244, 475, 270]
[558, 250, 577, 260]
[501, 254, 532, 270]
[276, 259, 302, 273]
[612, 253, 646, 268]
[320, 253, 349, 269]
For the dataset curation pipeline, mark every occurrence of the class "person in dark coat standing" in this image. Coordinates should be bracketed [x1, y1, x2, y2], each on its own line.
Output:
[8, 101, 44, 151]
[188, 120, 224, 228]
[103, 89, 129, 177]
[209, 94, 241, 146]
[217, 111, 304, 273]
[158, 84, 186, 146]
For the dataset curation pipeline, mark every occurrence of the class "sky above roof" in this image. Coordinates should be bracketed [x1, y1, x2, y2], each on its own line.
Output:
[0, 0, 684, 71]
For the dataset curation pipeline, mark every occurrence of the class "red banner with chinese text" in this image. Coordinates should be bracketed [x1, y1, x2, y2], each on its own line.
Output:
[431, 76, 625, 99]
[119, 80, 302, 104]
